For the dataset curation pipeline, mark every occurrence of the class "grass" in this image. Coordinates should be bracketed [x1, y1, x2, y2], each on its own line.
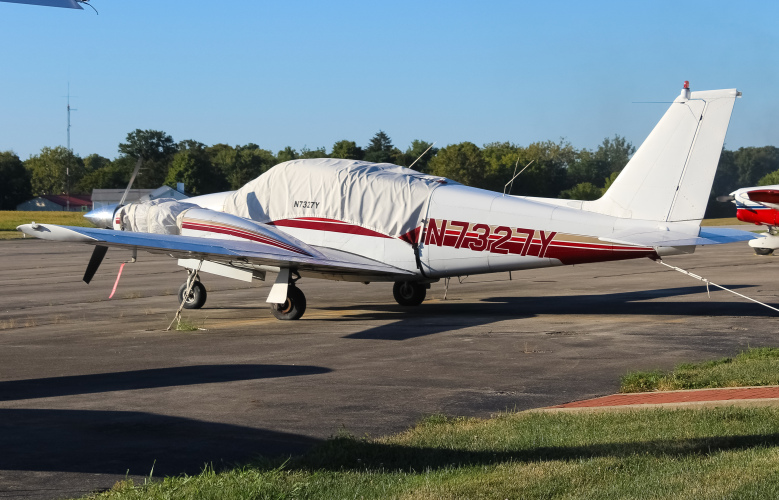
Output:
[174, 318, 205, 331]
[0, 231, 25, 240]
[86, 407, 779, 499]
[700, 217, 744, 226]
[0, 210, 94, 232]
[620, 347, 779, 393]
[78, 347, 779, 499]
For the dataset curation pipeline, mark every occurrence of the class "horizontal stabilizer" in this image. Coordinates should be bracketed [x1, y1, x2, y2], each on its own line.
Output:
[601, 227, 757, 248]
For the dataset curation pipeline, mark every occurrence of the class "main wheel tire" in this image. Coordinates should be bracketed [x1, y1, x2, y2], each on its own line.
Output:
[270, 286, 307, 320]
[754, 248, 774, 256]
[178, 281, 207, 309]
[393, 281, 426, 306]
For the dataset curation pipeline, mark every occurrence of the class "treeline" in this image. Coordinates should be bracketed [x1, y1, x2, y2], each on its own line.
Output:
[1, 129, 778, 218]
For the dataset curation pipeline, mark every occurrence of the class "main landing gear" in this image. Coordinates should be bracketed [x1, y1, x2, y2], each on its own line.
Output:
[178, 280, 207, 309]
[393, 280, 427, 306]
[270, 284, 307, 320]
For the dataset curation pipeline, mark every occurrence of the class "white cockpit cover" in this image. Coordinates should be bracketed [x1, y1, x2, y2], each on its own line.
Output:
[120, 198, 200, 235]
[223, 159, 454, 238]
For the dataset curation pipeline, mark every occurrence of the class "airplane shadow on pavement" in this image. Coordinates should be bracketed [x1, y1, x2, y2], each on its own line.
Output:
[327, 285, 777, 340]
[0, 364, 330, 475]
[0, 407, 320, 476]
[0, 364, 330, 402]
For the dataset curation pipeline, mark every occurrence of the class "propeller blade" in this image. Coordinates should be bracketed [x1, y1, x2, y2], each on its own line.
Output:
[716, 195, 735, 202]
[118, 156, 143, 206]
[83, 245, 108, 284]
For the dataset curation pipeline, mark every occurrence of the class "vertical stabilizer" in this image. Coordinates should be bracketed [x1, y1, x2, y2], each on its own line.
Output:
[582, 85, 739, 223]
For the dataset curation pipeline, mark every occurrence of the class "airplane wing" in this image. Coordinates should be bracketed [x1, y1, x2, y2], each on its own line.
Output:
[1, 0, 83, 8]
[600, 227, 757, 247]
[16, 223, 415, 279]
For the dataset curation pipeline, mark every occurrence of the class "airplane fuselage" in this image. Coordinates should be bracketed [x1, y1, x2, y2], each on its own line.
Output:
[187, 183, 680, 282]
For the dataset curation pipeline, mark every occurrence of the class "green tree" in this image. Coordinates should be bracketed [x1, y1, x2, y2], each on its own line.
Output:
[364, 131, 395, 163]
[428, 142, 486, 187]
[602, 171, 619, 192]
[167, 140, 234, 194]
[276, 146, 298, 163]
[165, 149, 213, 196]
[402, 140, 438, 172]
[593, 135, 635, 174]
[565, 136, 633, 190]
[118, 129, 176, 188]
[25, 146, 85, 196]
[331, 140, 363, 160]
[209, 143, 274, 190]
[705, 149, 739, 218]
[758, 170, 779, 186]
[481, 140, 573, 197]
[83, 153, 111, 174]
[0, 151, 31, 209]
[76, 153, 122, 192]
[559, 182, 602, 200]
[735, 146, 779, 186]
[234, 146, 276, 187]
[299, 146, 327, 159]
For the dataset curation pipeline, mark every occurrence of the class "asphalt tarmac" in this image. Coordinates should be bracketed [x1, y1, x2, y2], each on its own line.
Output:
[1, 237, 779, 499]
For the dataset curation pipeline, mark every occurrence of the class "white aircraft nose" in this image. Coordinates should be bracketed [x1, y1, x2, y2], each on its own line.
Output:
[84, 204, 118, 229]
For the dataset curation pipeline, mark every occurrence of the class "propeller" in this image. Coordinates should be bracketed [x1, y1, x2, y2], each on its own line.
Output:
[716, 195, 735, 202]
[119, 156, 144, 206]
[83, 245, 108, 284]
[81, 156, 144, 283]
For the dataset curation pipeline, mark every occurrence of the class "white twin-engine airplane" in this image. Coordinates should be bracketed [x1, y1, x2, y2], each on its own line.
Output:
[19, 84, 755, 320]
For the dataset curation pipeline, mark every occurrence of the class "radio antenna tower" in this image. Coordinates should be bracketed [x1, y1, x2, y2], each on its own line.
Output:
[65, 82, 77, 150]
[64, 83, 77, 210]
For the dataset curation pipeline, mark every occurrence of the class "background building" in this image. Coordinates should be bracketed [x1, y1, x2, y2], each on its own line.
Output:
[16, 194, 92, 212]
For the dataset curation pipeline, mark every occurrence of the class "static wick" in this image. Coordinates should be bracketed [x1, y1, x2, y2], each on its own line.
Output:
[655, 259, 779, 313]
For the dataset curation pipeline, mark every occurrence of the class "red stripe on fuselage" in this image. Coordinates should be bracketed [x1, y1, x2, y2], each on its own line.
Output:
[270, 218, 392, 239]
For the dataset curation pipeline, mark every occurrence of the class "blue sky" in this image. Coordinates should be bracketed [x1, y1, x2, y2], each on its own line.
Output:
[1, 0, 776, 160]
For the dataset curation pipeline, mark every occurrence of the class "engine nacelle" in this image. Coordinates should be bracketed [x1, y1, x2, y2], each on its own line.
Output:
[179, 208, 314, 256]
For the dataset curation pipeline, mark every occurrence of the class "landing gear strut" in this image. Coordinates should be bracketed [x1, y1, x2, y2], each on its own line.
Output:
[270, 285, 307, 320]
[393, 281, 427, 306]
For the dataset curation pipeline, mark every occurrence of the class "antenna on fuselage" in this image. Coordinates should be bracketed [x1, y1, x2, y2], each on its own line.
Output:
[503, 159, 534, 196]
[408, 142, 436, 170]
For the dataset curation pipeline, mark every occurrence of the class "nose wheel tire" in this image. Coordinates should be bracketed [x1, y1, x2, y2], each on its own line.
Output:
[754, 248, 774, 256]
[393, 281, 426, 306]
[271, 286, 307, 320]
[178, 281, 207, 309]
